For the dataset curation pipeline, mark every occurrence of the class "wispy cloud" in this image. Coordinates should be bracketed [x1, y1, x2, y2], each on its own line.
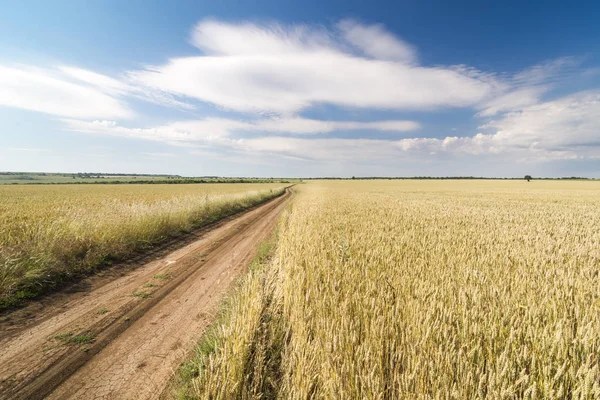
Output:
[3, 17, 598, 175]
[141, 152, 176, 157]
[5, 147, 50, 152]
[337, 19, 418, 64]
[477, 57, 581, 117]
[63, 116, 420, 142]
[128, 19, 499, 115]
[0, 64, 134, 119]
[63, 89, 600, 164]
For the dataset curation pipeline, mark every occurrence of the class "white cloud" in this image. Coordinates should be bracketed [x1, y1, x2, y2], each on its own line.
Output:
[5, 147, 50, 152]
[128, 19, 498, 114]
[4, 17, 595, 175]
[390, 90, 600, 161]
[0, 64, 134, 119]
[250, 117, 419, 134]
[60, 65, 194, 110]
[477, 57, 580, 117]
[142, 152, 175, 157]
[190, 19, 333, 56]
[480, 90, 600, 152]
[511, 57, 578, 87]
[477, 87, 546, 117]
[63, 90, 600, 164]
[59, 66, 129, 95]
[63, 116, 420, 142]
[337, 19, 417, 64]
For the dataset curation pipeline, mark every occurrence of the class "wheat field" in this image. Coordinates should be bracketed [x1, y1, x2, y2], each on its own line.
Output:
[181, 180, 600, 399]
[0, 183, 285, 306]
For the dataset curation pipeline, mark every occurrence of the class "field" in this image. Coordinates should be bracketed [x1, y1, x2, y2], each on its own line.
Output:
[0, 172, 294, 185]
[0, 183, 286, 307]
[0, 172, 177, 184]
[180, 180, 600, 399]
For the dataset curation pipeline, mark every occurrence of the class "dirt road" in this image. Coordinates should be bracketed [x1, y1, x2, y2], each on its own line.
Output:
[0, 188, 292, 400]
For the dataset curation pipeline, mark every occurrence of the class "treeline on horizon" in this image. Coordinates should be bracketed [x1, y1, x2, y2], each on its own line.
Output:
[305, 176, 596, 180]
[0, 172, 294, 185]
[0, 172, 596, 185]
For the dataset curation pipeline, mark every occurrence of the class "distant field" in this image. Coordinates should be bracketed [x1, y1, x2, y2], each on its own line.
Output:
[0, 173, 176, 184]
[0, 172, 294, 185]
[0, 183, 286, 307]
[181, 180, 600, 398]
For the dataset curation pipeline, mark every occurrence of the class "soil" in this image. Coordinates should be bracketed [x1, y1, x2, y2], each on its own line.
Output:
[0, 188, 292, 400]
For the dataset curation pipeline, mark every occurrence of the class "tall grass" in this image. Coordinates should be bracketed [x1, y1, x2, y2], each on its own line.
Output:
[0, 183, 285, 307]
[181, 180, 600, 399]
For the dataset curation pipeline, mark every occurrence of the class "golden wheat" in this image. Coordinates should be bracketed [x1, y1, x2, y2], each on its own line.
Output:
[0, 183, 285, 305]
[183, 180, 600, 399]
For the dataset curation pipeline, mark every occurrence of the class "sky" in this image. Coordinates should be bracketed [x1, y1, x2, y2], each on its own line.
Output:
[1, 0, 600, 177]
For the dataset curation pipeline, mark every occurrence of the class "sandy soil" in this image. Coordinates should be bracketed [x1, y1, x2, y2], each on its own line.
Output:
[0, 188, 291, 400]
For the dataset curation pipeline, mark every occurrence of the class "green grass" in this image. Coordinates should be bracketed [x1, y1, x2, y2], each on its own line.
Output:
[153, 274, 170, 280]
[71, 334, 94, 344]
[53, 332, 94, 345]
[133, 291, 151, 299]
[53, 333, 74, 341]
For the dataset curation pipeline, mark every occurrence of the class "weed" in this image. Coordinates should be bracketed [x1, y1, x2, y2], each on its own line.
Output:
[53, 333, 73, 341]
[71, 334, 94, 344]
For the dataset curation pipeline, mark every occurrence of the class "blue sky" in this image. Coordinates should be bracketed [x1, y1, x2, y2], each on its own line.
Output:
[1, 0, 599, 177]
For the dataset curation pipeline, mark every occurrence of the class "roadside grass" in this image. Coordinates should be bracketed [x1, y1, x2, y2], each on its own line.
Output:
[175, 221, 285, 399]
[0, 185, 287, 310]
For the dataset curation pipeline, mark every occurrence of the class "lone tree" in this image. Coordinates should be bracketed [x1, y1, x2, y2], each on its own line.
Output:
[525, 175, 532, 182]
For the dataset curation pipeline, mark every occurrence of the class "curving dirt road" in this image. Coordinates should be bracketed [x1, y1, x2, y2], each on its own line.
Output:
[0, 188, 292, 400]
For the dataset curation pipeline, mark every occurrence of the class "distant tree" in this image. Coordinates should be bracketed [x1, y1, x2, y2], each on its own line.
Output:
[352, 176, 356, 180]
[525, 175, 532, 182]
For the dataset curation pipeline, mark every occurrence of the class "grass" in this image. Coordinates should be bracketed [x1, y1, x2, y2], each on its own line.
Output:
[153, 274, 170, 280]
[143, 283, 158, 288]
[70, 334, 94, 344]
[97, 308, 109, 315]
[133, 291, 152, 299]
[53, 332, 94, 345]
[179, 180, 600, 399]
[53, 333, 74, 341]
[0, 183, 287, 309]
